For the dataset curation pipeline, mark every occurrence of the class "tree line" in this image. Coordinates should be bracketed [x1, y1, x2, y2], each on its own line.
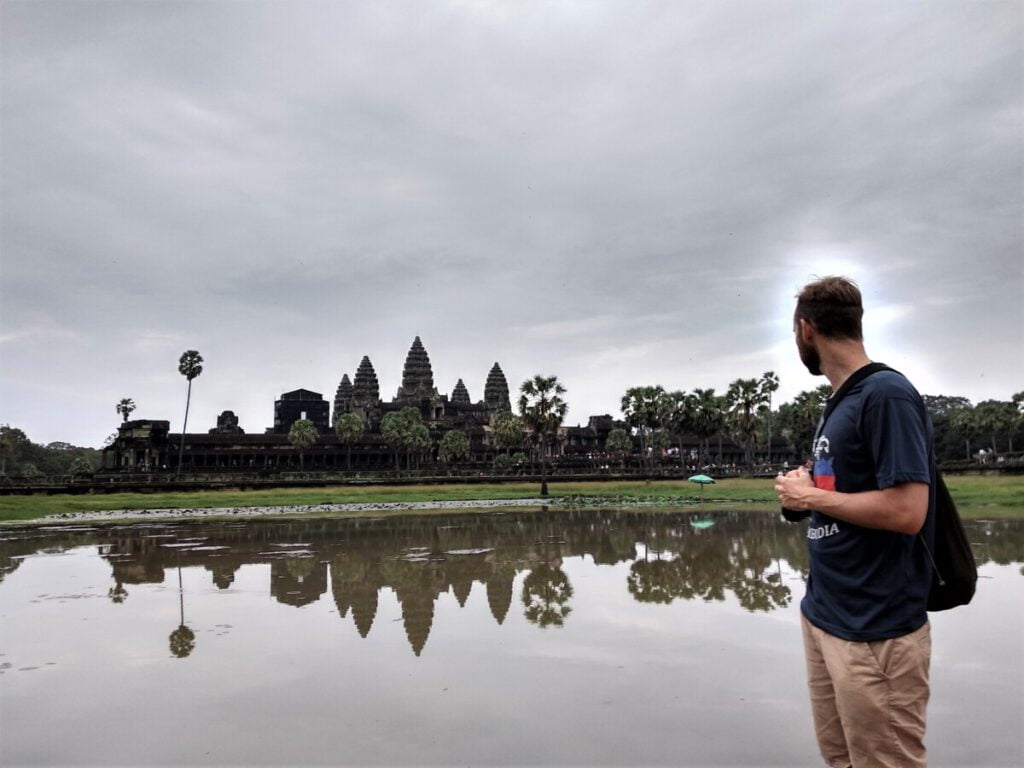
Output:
[611, 378, 1023, 467]
[6, 347, 1020, 481]
[0, 425, 101, 478]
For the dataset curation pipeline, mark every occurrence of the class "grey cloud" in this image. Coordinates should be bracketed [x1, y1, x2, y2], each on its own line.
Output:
[1, 0, 1020, 445]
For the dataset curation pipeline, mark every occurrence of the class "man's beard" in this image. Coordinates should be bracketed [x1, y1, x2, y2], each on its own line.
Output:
[798, 336, 822, 376]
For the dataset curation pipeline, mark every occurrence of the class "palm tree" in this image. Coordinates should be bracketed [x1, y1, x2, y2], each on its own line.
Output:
[621, 385, 665, 471]
[662, 390, 695, 469]
[288, 419, 318, 470]
[690, 388, 726, 469]
[176, 350, 203, 477]
[334, 412, 364, 471]
[116, 398, 136, 423]
[381, 411, 407, 471]
[518, 375, 568, 497]
[407, 422, 431, 470]
[439, 429, 470, 467]
[949, 404, 981, 461]
[974, 400, 1016, 459]
[381, 407, 422, 472]
[726, 378, 767, 468]
[759, 371, 780, 465]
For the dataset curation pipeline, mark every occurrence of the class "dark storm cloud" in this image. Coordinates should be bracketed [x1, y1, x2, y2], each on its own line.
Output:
[1, 0, 1020, 445]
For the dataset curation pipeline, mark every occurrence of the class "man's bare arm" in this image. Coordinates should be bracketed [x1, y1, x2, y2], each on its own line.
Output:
[775, 468, 928, 535]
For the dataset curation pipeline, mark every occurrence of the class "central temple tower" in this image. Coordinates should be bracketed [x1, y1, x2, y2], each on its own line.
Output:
[395, 336, 439, 402]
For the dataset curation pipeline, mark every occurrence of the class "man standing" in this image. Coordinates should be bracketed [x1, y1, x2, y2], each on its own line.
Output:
[775, 276, 936, 768]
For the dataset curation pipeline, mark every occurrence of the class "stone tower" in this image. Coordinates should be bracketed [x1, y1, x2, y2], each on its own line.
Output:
[396, 336, 436, 401]
[352, 357, 380, 408]
[451, 378, 471, 406]
[484, 363, 511, 412]
[333, 374, 353, 421]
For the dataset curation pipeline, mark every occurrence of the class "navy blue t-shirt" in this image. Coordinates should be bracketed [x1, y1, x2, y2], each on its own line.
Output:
[801, 370, 936, 642]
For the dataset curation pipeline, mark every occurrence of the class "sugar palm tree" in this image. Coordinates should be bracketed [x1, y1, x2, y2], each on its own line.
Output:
[288, 419, 318, 470]
[518, 375, 568, 497]
[726, 378, 767, 468]
[176, 350, 203, 477]
[690, 388, 725, 469]
[662, 390, 695, 469]
[407, 422, 431, 470]
[621, 385, 665, 471]
[116, 398, 136, 423]
[760, 371, 780, 465]
[334, 411, 364, 471]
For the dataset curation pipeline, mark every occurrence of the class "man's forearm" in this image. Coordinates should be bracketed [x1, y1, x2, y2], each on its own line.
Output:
[804, 483, 927, 535]
[776, 470, 928, 535]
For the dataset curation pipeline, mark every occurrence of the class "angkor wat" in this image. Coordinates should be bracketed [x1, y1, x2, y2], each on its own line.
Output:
[101, 337, 623, 474]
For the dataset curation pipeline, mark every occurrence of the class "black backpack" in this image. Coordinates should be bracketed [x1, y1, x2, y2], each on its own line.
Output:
[782, 362, 977, 611]
[923, 471, 977, 611]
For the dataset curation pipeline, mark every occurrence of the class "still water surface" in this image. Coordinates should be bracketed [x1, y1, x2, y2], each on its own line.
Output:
[1, 508, 1021, 767]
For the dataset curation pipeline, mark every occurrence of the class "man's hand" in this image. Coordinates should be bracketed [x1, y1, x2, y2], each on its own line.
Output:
[775, 466, 816, 511]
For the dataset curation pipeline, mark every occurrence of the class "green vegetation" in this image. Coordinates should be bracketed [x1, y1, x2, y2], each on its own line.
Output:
[380, 406, 431, 471]
[334, 411, 364, 470]
[0, 425, 101, 477]
[490, 410, 524, 456]
[438, 430, 470, 465]
[1, 475, 1020, 524]
[518, 375, 568, 497]
[287, 418, 318, 469]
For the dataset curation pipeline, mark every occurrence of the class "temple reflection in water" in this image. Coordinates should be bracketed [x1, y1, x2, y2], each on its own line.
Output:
[2, 510, 1021, 657]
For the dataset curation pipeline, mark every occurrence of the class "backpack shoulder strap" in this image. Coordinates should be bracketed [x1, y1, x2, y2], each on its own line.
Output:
[821, 362, 896, 425]
[814, 362, 897, 443]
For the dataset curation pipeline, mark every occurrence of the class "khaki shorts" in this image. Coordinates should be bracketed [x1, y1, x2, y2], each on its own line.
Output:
[801, 614, 931, 768]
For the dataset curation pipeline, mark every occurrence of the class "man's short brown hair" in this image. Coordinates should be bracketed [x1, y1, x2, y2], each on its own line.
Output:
[794, 276, 864, 340]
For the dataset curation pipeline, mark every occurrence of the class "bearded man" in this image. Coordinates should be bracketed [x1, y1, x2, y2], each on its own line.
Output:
[775, 276, 936, 768]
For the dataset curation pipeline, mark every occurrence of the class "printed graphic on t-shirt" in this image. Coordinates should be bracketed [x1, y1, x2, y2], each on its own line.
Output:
[812, 435, 836, 491]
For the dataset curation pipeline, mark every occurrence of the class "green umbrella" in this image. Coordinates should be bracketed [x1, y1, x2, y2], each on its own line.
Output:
[688, 473, 715, 503]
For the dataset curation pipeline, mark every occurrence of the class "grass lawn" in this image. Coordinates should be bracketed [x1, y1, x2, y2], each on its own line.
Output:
[0, 474, 1020, 523]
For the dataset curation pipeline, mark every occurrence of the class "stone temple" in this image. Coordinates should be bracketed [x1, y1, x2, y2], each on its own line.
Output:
[101, 336, 625, 473]
[328, 336, 512, 435]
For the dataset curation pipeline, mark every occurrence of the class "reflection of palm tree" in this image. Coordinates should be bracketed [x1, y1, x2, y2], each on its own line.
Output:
[731, 570, 791, 612]
[627, 559, 678, 604]
[169, 624, 195, 658]
[169, 564, 195, 658]
[107, 581, 128, 604]
[522, 564, 574, 627]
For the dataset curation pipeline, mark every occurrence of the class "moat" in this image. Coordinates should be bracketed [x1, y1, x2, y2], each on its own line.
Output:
[1, 509, 1021, 766]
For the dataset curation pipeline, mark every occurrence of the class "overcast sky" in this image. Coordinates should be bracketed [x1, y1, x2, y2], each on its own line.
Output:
[2, 0, 1021, 448]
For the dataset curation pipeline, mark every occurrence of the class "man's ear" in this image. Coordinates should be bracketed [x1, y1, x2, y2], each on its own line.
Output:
[797, 317, 815, 343]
